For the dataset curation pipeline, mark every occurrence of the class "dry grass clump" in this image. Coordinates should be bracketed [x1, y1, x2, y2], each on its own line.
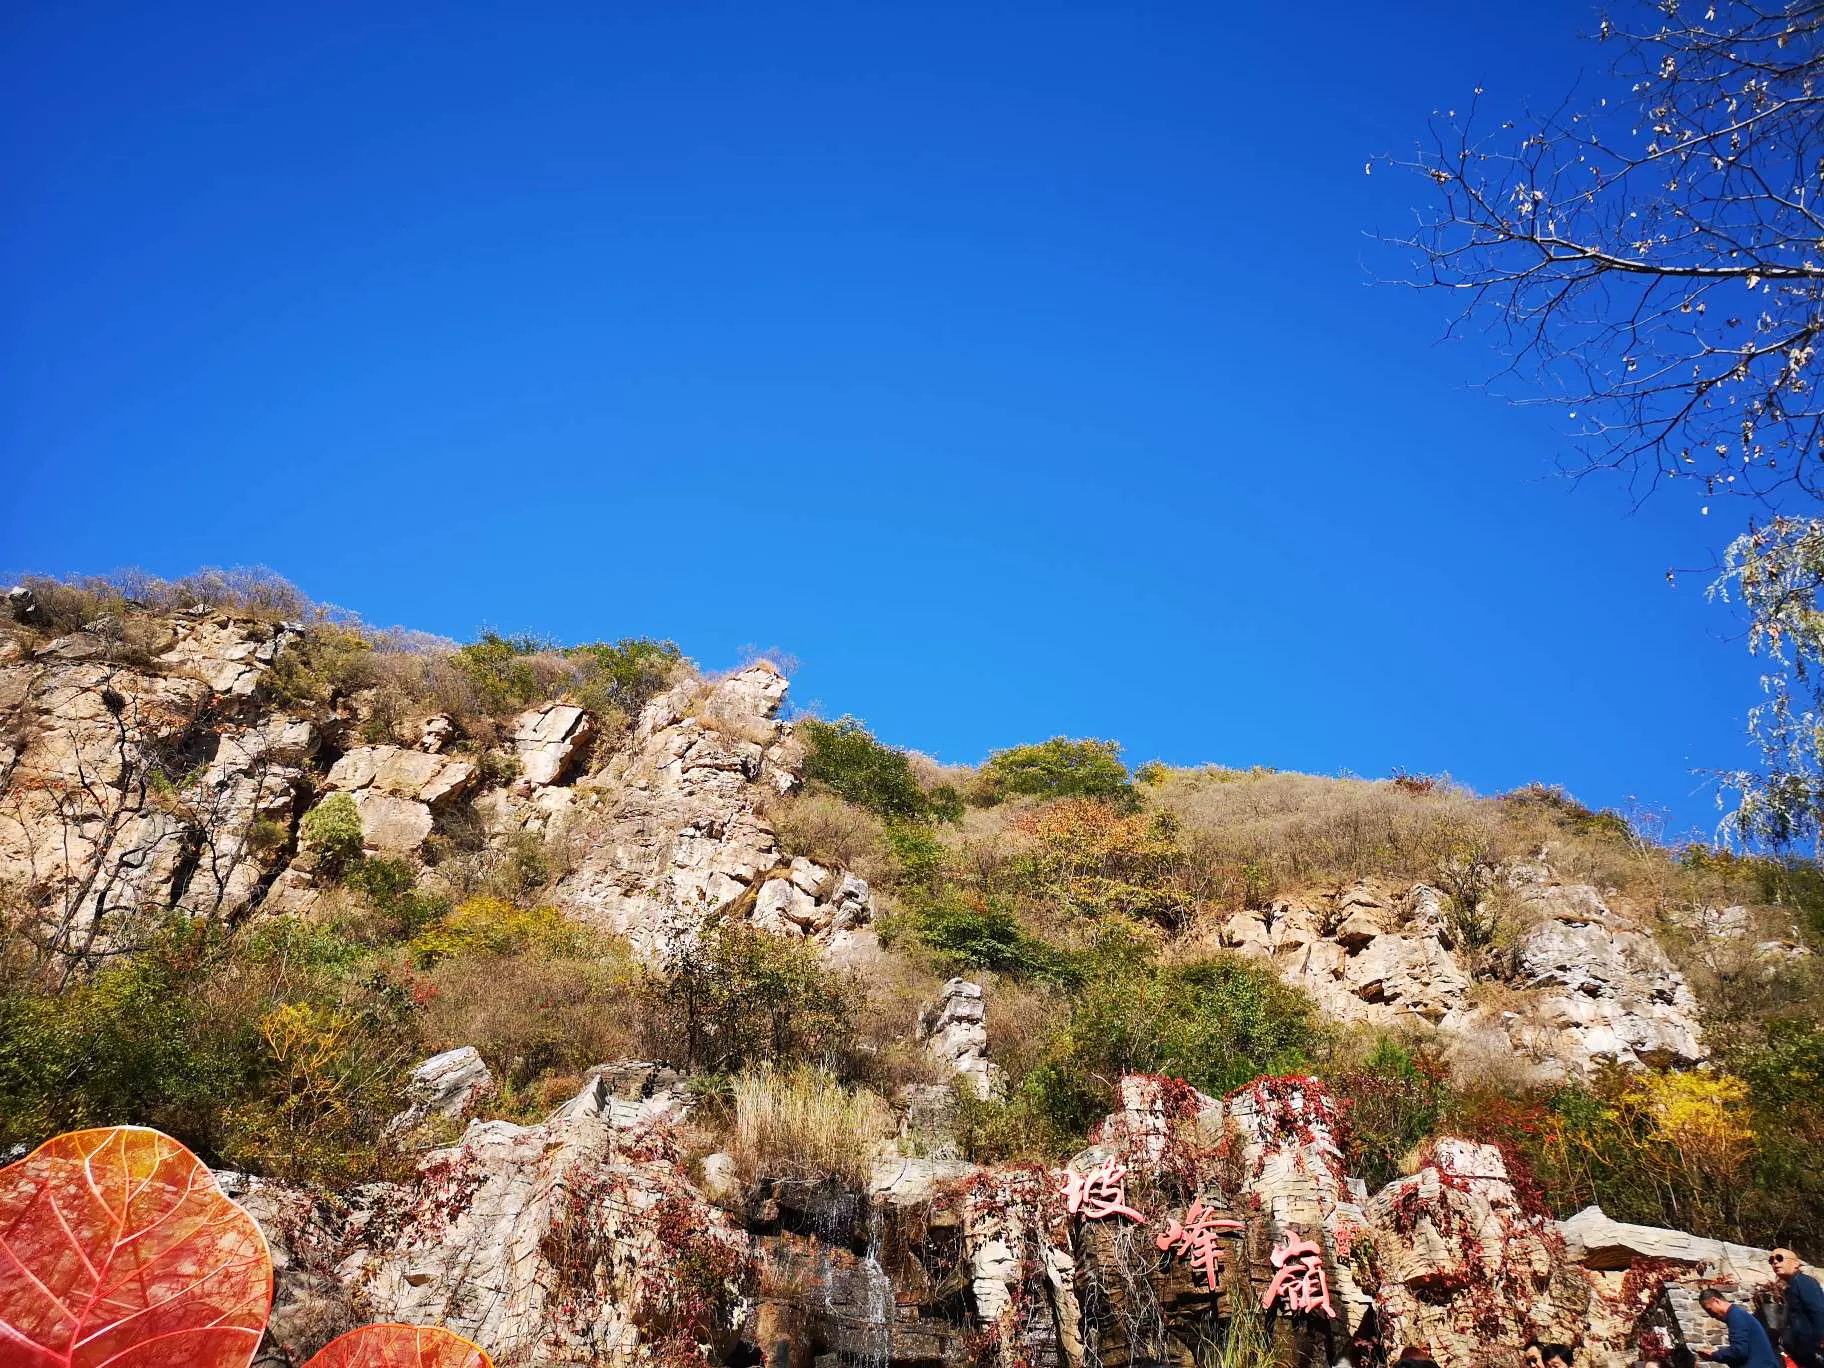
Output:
[764, 790, 890, 884]
[727, 1064, 895, 1189]
[981, 978, 1072, 1080]
[1154, 768, 1518, 891]
[422, 947, 641, 1091]
[15, 566, 317, 631]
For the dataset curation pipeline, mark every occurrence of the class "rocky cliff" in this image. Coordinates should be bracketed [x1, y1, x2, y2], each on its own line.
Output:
[0, 588, 1810, 1368]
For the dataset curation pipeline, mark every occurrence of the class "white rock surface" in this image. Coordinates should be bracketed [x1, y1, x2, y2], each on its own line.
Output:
[918, 978, 998, 1099]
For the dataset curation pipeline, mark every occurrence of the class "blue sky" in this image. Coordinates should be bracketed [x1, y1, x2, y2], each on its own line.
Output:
[1, 2, 1760, 837]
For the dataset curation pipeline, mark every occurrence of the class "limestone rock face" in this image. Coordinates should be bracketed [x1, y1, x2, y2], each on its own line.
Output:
[1225, 874, 1705, 1079]
[323, 744, 476, 854]
[393, 1046, 495, 1128]
[551, 664, 868, 957]
[1511, 884, 1705, 1070]
[512, 703, 594, 788]
[0, 613, 315, 956]
[1235, 883, 1473, 1033]
[251, 1074, 751, 1368]
[1364, 1139, 1586, 1363]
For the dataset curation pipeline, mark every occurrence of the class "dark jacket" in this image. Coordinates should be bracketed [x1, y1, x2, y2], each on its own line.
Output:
[1713, 1304, 1781, 1368]
[1787, 1271, 1824, 1357]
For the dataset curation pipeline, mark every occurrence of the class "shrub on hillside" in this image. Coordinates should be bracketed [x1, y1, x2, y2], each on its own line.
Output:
[973, 737, 1137, 810]
[410, 895, 596, 964]
[0, 917, 414, 1184]
[643, 920, 860, 1074]
[1011, 798, 1188, 927]
[567, 637, 684, 720]
[1327, 1036, 1449, 1191]
[890, 889, 1076, 983]
[452, 632, 551, 714]
[797, 716, 938, 822]
[422, 944, 639, 1096]
[300, 794, 364, 880]
[996, 935, 1323, 1144]
[341, 857, 448, 939]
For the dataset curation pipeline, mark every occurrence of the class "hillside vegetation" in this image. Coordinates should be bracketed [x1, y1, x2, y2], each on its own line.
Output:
[1, 568, 1820, 1251]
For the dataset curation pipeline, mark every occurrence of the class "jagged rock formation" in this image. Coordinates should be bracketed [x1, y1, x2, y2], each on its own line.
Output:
[0, 608, 878, 964]
[232, 1062, 1766, 1368]
[917, 978, 999, 1099]
[0, 610, 315, 958]
[1224, 876, 1705, 1079]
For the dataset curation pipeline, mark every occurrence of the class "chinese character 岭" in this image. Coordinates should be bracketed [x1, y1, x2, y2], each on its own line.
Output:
[1260, 1230, 1334, 1317]
[1057, 1157, 1144, 1222]
[1154, 1197, 1243, 1292]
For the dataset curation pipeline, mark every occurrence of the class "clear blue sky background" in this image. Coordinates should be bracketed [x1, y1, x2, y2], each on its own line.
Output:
[1, 2, 1760, 837]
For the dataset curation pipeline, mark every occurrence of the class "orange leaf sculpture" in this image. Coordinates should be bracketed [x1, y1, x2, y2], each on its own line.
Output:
[0, 1125, 273, 1368]
[303, 1324, 495, 1368]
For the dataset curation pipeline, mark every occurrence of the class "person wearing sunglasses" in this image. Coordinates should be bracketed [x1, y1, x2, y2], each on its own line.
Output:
[1770, 1249, 1824, 1368]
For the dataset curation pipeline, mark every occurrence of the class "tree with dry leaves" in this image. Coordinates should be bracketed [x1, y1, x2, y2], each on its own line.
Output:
[1387, 0, 1824, 845]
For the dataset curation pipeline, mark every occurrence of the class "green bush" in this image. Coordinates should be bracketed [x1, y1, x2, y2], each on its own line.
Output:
[797, 716, 937, 822]
[342, 857, 448, 937]
[453, 631, 549, 714]
[1009, 936, 1322, 1139]
[0, 917, 414, 1183]
[301, 793, 364, 878]
[0, 924, 257, 1155]
[567, 637, 684, 717]
[897, 889, 1076, 983]
[884, 821, 945, 890]
[974, 737, 1137, 809]
[1327, 1036, 1449, 1191]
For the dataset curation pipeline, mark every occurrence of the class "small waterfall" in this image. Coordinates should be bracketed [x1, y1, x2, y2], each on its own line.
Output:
[850, 1203, 894, 1368]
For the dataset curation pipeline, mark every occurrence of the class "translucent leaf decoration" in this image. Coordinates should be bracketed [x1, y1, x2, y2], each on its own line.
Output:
[0, 1125, 272, 1368]
[303, 1324, 495, 1368]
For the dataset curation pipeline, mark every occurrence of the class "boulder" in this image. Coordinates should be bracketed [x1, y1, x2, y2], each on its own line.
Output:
[393, 1046, 494, 1129]
[512, 703, 594, 788]
[1557, 1205, 1773, 1277]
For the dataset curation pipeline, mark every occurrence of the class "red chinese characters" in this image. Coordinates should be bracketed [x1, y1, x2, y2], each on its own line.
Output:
[1260, 1230, 1334, 1317]
[1057, 1157, 1144, 1222]
[1153, 1197, 1243, 1292]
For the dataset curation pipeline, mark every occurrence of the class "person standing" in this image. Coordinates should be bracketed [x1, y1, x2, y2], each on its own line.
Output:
[1772, 1249, 1824, 1368]
[1698, 1288, 1781, 1368]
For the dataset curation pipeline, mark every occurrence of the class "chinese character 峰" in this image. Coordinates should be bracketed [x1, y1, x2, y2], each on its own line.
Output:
[1057, 1157, 1144, 1222]
[1260, 1230, 1334, 1317]
[1154, 1197, 1243, 1292]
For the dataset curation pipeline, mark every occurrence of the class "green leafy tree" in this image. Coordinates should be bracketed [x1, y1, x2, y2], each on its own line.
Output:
[975, 737, 1136, 809]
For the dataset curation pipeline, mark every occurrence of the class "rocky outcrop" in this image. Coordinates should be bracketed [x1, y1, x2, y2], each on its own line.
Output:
[1225, 882, 1471, 1031]
[512, 703, 594, 789]
[222, 1050, 1802, 1368]
[0, 610, 316, 957]
[0, 607, 881, 968]
[324, 744, 477, 854]
[1225, 876, 1705, 1079]
[551, 664, 875, 957]
[390, 1046, 495, 1131]
[1365, 1139, 1586, 1361]
[917, 978, 998, 1099]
